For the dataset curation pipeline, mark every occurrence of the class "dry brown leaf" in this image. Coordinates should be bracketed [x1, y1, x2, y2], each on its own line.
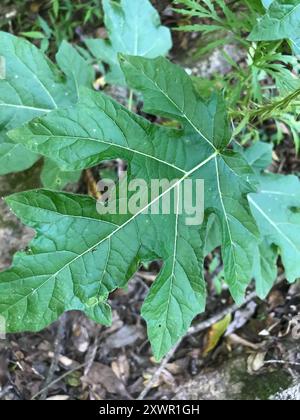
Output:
[165, 358, 188, 375]
[247, 352, 267, 374]
[72, 320, 91, 353]
[111, 355, 130, 383]
[267, 290, 285, 310]
[81, 362, 131, 398]
[105, 325, 143, 349]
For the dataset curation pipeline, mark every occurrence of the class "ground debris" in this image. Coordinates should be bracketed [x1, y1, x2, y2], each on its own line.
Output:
[271, 384, 300, 401]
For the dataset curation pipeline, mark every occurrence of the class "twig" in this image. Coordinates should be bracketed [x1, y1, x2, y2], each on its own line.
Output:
[265, 360, 300, 367]
[138, 291, 258, 400]
[188, 291, 257, 335]
[39, 314, 67, 400]
[128, 89, 134, 112]
[137, 343, 181, 400]
[228, 333, 262, 350]
[0, 385, 12, 399]
[84, 332, 101, 376]
[31, 362, 88, 401]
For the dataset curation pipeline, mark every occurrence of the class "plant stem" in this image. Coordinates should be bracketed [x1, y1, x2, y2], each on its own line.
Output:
[128, 89, 134, 112]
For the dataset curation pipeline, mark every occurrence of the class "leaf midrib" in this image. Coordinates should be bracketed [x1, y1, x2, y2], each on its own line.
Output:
[249, 195, 300, 253]
[24, 133, 187, 173]
[157, 184, 180, 356]
[0, 103, 52, 113]
[276, 2, 300, 23]
[215, 157, 239, 283]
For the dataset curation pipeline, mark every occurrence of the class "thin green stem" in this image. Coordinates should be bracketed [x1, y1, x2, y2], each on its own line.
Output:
[128, 89, 134, 112]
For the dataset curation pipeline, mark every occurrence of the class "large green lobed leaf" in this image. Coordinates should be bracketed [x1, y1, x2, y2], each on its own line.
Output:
[4, 56, 260, 359]
[3, 56, 300, 360]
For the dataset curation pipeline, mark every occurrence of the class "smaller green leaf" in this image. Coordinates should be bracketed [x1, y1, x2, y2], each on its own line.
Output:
[249, 173, 300, 289]
[204, 214, 221, 255]
[37, 16, 53, 38]
[243, 142, 300, 297]
[20, 31, 46, 40]
[0, 134, 39, 176]
[52, 0, 60, 18]
[248, 0, 300, 41]
[0, 32, 94, 175]
[252, 240, 278, 299]
[243, 141, 273, 172]
[56, 41, 95, 100]
[85, 0, 172, 85]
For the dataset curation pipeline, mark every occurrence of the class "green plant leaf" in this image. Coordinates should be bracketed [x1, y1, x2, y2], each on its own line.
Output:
[249, 173, 300, 297]
[252, 240, 278, 299]
[0, 133, 39, 176]
[205, 141, 276, 298]
[174, 0, 258, 39]
[56, 41, 95, 100]
[204, 214, 221, 255]
[0, 32, 74, 133]
[119, 55, 232, 151]
[0, 32, 93, 176]
[243, 142, 300, 298]
[248, 0, 300, 41]
[290, 36, 300, 55]
[85, 0, 172, 85]
[19, 31, 46, 40]
[120, 56, 259, 303]
[262, 0, 274, 9]
[1, 190, 115, 330]
[41, 159, 81, 190]
[5, 56, 261, 360]
[243, 141, 273, 172]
